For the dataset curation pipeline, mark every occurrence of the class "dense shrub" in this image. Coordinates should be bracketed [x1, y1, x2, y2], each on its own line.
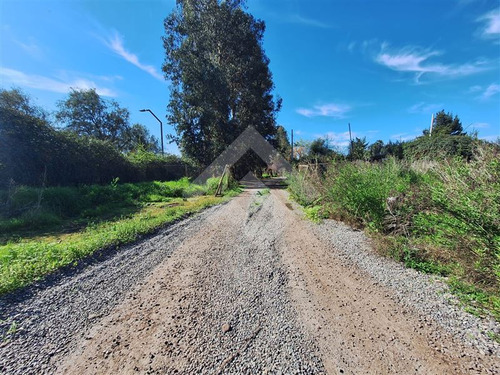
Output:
[287, 171, 321, 207]
[0, 111, 188, 187]
[403, 134, 476, 160]
[321, 158, 416, 229]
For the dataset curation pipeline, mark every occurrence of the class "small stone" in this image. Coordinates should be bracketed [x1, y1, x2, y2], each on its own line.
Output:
[222, 323, 231, 333]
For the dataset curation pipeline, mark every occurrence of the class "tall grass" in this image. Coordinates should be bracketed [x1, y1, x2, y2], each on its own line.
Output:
[288, 143, 500, 319]
[287, 172, 321, 207]
[0, 177, 241, 295]
[0, 195, 235, 295]
[322, 158, 417, 229]
[0, 178, 207, 236]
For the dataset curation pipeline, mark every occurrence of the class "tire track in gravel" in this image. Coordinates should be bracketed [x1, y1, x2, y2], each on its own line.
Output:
[54, 190, 325, 374]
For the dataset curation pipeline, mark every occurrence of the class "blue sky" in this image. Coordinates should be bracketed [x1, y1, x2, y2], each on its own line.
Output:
[1, 0, 499, 153]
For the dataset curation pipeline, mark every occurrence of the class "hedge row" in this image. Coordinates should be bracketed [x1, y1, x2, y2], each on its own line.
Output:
[0, 106, 187, 187]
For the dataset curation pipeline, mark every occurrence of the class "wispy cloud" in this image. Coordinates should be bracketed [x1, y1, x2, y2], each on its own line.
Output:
[375, 44, 490, 83]
[481, 83, 500, 99]
[103, 31, 163, 81]
[408, 102, 443, 114]
[468, 84, 483, 93]
[312, 131, 354, 149]
[477, 8, 500, 39]
[347, 41, 357, 53]
[287, 14, 331, 29]
[0, 67, 117, 97]
[296, 103, 351, 118]
[15, 38, 43, 59]
[469, 83, 500, 100]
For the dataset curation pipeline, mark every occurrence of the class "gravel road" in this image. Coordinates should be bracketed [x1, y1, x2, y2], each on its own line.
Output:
[1, 188, 499, 374]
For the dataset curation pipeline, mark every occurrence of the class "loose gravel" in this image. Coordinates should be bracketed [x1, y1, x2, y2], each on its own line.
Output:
[0, 205, 226, 375]
[55, 190, 325, 374]
[1, 187, 499, 374]
[311, 215, 500, 357]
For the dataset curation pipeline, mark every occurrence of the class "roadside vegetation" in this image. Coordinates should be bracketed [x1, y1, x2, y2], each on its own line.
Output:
[1, 0, 285, 296]
[288, 112, 500, 320]
[0, 177, 240, 295]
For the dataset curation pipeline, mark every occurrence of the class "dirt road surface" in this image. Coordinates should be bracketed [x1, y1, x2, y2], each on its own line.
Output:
[1, 189, 499, 374]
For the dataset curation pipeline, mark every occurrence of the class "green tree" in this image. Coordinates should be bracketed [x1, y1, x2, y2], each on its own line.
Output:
[56, 89, 132, 150]
[0, 88, 55, 186]
[349, 137, 368, 160]
[0, 87, 47, 119]
[428, 110, 464, 136]
[162, 0, 281, 167]
[309, 138, 332, 160]
[123, 124, 160, 153]
[368, 140, 385, 161]
[385, 140, 404, 160]
[274, 125, 291, 157]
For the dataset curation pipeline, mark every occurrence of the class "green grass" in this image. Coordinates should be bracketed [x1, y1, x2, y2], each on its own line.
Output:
[287, 143, 500, 320]
[303, 205, 326, 223]
[448, 277, 500, 321]
[250, 188, 271, 210]
[0, 179, 241, 295]
[0, 178, 208, 242]
[257, 188, 270, 196]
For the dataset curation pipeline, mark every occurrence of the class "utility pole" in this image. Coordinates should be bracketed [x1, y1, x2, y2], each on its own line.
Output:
[429, 113, 434, 136]
[290, 129, 294, 162]
[348, 122, 353, 158]
[140, 109, 164, 155]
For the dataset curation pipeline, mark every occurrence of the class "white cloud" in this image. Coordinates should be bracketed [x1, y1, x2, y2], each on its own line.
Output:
[16, 38, 43, 59]
[375, 44, 490, 82]
[104, 31, 163, 81]
[408, 102, 443, 114]
[468, 85, 483, 93]
[470, 83, 500, 100]
[296, 103, 351, 118]
[287, 14, 330, 28]
[481, 83, 500, 99]
[0, 67, 116, 97]
[477, 8, 500, 39]
[313, 131, 354, 148]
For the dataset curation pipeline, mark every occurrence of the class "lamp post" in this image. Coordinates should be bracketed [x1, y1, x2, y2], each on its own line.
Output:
[139, 109, 164, 155]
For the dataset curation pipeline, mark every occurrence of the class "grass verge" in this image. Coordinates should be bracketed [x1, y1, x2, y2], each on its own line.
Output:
[0, 181, 240, 295]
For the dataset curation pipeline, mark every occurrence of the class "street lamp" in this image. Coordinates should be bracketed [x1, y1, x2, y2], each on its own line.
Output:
[139, 109, 164, 155]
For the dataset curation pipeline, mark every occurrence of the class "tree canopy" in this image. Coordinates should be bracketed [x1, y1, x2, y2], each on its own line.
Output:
[55, 88, 158, 152]
[426, 110, 464, 136]
[162, 0, 281, 168]
[349, 137, 368, 160]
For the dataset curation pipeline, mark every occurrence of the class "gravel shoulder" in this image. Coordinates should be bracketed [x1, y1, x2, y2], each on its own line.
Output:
[0, 203, 228, 374]
[1, 188, 499, 374]
[273, 190, 499, 374]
